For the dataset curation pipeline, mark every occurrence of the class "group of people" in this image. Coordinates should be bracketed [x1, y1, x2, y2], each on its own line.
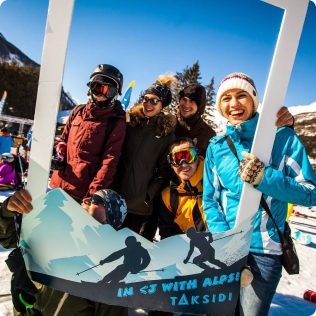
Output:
[1, 64, 316, 316]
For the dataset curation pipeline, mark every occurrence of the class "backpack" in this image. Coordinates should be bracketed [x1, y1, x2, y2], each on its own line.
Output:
[71, 104, 120, 144]
[169, 180, 206, 232]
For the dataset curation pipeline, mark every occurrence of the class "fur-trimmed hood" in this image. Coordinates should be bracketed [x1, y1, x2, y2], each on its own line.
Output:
[128, 104, 176, 136]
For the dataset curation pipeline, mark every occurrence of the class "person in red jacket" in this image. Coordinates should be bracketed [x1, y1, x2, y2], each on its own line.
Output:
[50, 64, 126, 202]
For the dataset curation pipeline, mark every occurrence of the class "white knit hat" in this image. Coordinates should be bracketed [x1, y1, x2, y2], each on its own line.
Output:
[216, 73, 259, 117]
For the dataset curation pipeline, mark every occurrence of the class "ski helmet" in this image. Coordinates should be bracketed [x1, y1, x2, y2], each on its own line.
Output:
[90, 64, 123, 95]
[1, 153, 14, 163]
[91, 189, 127, 230]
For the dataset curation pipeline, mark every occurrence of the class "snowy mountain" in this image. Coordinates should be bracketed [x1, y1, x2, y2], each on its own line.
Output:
[0, 32, 39, 68]
[288, 102, 316, 116]
[290, 103, 316, 173]
[0, 32, 77, 111]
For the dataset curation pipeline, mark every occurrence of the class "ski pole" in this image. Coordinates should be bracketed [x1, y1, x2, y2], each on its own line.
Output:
[76, 264, 100, 276]
[212, 230, 244, 242]
[139, 268, 165, 273]
[17, 143, 25, 186]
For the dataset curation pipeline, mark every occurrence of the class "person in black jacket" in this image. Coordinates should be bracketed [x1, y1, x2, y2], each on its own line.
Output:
[175, 83, 216, 157]
[112, 74, 177, 239]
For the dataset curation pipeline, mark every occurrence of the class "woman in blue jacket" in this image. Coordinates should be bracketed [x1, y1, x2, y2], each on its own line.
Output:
[203, 73, 316, 316]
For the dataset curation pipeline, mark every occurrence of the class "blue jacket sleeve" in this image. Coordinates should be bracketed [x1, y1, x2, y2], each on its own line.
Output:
[203, 144, 230, 232]
[255, 129, 316, 207]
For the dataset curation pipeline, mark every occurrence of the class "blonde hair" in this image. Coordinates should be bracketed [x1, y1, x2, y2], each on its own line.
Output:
[155, 73, 178, 89]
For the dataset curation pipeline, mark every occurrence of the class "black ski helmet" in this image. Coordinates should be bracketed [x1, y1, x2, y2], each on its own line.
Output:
[90, 64, 123, 95]
[91, 189, 127, 230]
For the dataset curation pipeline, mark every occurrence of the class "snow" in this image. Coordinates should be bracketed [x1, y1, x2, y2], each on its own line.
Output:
[3, 53, 25, 67]
[288, 102, 316, 116]
[57, 109, 72, 124]
[66, 91, 80, 106]
[0, 246, 14, 316]
[270, 206, 316, 316]
[1, 206, 316, 316]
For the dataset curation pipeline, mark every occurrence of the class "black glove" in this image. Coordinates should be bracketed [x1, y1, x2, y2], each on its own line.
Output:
[50, 158, 66, 171]
[5, 248, 38, 313]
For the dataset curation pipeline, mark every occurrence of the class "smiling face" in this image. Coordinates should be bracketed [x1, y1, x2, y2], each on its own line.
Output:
[179, 96, 198, 118]
[170, 142, 199, 183]
[142, 94, 162, 117]
[220, 89, 254, 125]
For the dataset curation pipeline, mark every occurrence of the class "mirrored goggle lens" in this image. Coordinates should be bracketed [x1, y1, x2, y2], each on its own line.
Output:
[169, 148, 198, 166]
[142, 96, 161, 105]
[90, 82, 117, 98]
[91, 194, 104, 206]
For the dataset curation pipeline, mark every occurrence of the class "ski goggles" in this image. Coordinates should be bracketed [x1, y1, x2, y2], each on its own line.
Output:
[167, 147, 198, 167]
[142, 96, 161, 105]
[89, 81, 118, 98]
[91, 194, 105, 206]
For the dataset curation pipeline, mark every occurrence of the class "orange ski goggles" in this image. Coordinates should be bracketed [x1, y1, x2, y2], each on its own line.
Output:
[89, 81, 118, 98]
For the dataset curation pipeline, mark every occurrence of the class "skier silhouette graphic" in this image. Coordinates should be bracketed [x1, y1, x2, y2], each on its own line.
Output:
[183, 227, 227, 270]
[98, 236, 151, 283]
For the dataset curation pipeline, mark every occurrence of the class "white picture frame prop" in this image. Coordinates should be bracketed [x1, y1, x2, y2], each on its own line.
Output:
[20, 0, 309, 314]
[235, 0, 309, 226]
[27, 0, 75, 201]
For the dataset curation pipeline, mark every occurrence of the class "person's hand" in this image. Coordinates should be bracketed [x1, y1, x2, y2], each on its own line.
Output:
[81, 197, 91, 212]
[239, 152, 265, 185]
[276, 106, 294, 128]
[240, 265, 253, 288]
[183, 258, 189, 264]
[7, 190, 32, 214]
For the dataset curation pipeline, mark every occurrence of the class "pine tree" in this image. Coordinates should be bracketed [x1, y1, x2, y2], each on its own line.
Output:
[203, 76, 217, 129]
[167, 61, 202, 114]
[0, 59, 76, 120]
[133, 90, 144, 106]
[0, 58, 39, 119]
[130, 61, 217, 129]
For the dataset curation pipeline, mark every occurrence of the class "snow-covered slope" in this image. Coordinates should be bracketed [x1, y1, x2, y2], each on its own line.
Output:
[288, 102, 316, 116]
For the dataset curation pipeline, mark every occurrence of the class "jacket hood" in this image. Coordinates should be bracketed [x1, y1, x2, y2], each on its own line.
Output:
[129, 104, 176, 136]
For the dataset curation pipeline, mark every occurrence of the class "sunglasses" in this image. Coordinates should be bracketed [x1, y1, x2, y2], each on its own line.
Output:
[91, 194, 104, 206]
[89, 81, 118, 98]
[167, 147, 198, 167]
[142, 96, 161, 105]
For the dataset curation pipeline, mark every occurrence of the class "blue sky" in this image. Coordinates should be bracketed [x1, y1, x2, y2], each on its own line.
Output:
[0, 0, 315, 107]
